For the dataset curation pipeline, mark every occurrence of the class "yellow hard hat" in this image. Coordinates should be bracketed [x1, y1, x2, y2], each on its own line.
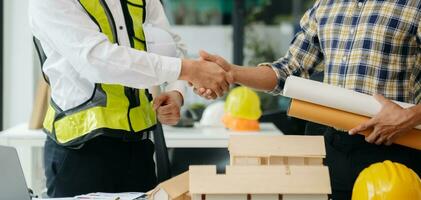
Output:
[352, 160, 421, 200]
[224, 87, 262, 120]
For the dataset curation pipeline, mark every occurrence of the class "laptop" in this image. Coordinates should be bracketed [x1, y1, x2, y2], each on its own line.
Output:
[0, 145, 31, 200]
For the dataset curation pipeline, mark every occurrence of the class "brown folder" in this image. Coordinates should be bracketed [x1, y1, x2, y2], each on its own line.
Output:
[288, 99, 421, 150]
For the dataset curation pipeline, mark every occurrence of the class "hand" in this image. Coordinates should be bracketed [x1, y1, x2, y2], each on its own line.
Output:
[191, 50, 235, 100]
[153, 91, 183, 125]
[179, 57, 232, 98]
[349, 94, 419, 145]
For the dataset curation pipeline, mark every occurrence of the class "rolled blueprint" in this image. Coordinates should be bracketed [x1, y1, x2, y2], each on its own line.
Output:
[283, 76, 421, 130]
[288, 99, 421, 150]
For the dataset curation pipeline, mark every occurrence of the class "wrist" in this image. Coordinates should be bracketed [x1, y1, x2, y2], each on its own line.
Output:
[408, 105, 421, 126]
[231, 65, 241, 84]
[179, 59, 196, 81]
[168, 90, 184, 106]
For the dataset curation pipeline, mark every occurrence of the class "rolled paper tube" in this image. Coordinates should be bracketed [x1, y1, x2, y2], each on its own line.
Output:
[288, 99, 421, 150]
[283, 76, 421, 130]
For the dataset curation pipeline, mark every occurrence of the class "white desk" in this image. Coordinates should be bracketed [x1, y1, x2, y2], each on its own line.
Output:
[0, 123, 280, 148]
[0, 123, 281, 194]
[163, 123, 280, 148]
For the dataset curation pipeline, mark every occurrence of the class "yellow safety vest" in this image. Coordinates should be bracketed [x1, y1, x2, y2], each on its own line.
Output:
[43, 0, 157, 147]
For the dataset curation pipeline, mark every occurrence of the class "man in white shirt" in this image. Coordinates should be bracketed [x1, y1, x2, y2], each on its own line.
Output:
[29, 0, 230, 197]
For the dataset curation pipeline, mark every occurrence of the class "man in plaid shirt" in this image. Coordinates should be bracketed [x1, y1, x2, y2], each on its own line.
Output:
[197, 0, 421, 199]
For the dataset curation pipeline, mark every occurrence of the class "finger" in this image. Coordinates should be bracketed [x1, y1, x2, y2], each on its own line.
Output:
[374, 131, 388, 145]
[366, 127, 381, 143]
[385, 135, 396, 146]
[214, 87, 223, 97]
[159, 116, 180, 122]
[158, 118, 179, 125]
[193, 87, 208, 97]
[218, 85, 228, 98]
[198, 88, 207, 95]
[385, 133, 399, 146]
[159, 111, 180, 118]
[204, 89, 217, 99]
[221, 80, 230, 94]
[159, 113, 180, 121]
[374, 94, 389, 106]
[205, 89, 216, 98]
[157, 104, 178, 115]
[349, 118, 376, 135]
[205, 89, 212, 95]
[153, 95, 168, 110]
[207, 94, 217, 100]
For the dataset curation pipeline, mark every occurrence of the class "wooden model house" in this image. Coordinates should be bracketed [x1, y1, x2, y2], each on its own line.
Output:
[148, 172, 190, 200]
[189, 165, 331, 200]
[229, 135, 325, 166]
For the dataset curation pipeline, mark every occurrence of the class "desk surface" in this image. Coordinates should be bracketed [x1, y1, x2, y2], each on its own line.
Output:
[0, 123, 282, 148]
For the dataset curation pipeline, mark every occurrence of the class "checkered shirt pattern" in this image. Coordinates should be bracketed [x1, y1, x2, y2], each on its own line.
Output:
[263, 0, 421, 104]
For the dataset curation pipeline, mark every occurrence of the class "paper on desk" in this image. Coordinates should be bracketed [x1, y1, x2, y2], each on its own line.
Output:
[34, 192, 146, 200]
[75, 192, 146, 200]
[288, 99, 421, 150]
[283, 76, 421, 130]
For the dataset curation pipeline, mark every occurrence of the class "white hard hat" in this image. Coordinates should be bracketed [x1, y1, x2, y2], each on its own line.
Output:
[143, 23, 177, 57]
[200, 101, 226, 127]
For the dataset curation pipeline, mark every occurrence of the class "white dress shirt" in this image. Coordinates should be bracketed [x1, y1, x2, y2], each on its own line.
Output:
[29, 0, 187, 111]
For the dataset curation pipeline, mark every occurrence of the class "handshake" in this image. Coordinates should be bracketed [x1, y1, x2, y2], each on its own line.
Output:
[179, 50, 236, 99]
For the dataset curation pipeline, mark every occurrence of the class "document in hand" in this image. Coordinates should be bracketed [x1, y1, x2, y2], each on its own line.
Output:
[284, 76, 421, 150]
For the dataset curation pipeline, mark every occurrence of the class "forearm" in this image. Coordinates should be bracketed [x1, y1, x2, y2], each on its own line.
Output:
[232, 65, 278, 92]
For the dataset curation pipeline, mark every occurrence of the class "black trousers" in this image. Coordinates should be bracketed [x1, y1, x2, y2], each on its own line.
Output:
[324, 128, 421, 200]
[44, 135, 157, 198]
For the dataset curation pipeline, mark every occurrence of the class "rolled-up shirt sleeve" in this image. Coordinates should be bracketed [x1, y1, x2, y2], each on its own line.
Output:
[261, 0, 324, 95]
[29, 0, 181, 89]
[146, 0, 187, 98]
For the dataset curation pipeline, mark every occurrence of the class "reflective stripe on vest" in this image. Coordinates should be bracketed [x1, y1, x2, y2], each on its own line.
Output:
[43, 0, 156, 146]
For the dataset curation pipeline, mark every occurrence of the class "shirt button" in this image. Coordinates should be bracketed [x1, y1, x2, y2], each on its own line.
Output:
[358, 2, 363, 8]
[119, 26, 124, 30]
[350, 28, 355, 34]
[342, 56, 347, 62]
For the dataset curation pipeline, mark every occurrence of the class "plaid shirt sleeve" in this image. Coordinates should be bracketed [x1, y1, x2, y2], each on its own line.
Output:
[418, 19, 421, 48]
[260, 0, 324, 95]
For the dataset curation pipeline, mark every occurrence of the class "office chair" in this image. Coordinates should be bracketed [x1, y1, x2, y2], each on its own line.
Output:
[33, 37, 172, 183]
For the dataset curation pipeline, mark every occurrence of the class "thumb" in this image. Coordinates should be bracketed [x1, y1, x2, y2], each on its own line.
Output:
[200, 50, 231, 72]
[199, 50, 217, 62]
[349, 118, 376, 135]
[153, 94, 169, 110]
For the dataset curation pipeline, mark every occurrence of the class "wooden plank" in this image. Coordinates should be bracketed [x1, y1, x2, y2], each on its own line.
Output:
[190, 165, 331, 195]
[29, 80, 50, 129]
[229, 135, 325, 158]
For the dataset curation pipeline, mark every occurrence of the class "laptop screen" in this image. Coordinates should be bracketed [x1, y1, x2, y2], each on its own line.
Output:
[0, 145, 31, 200]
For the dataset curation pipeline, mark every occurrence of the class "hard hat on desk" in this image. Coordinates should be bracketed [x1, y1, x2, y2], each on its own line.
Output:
[223, 87, 262, 131]
[352, 160, 421, 200]
[200, 101, 225, 127]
